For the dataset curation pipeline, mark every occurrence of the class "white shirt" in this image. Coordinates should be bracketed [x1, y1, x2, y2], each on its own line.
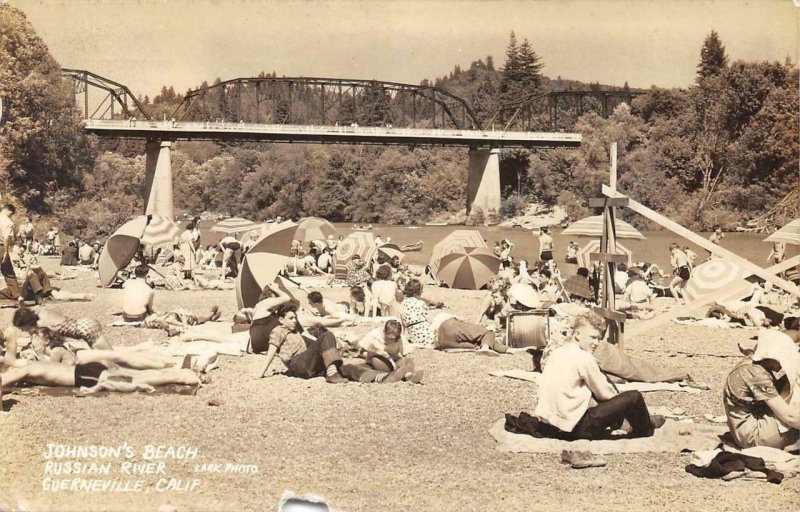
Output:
[614, 270, 628, 291]
[358, 327, 412, 358]
[534, 343, 617, 432]
[624, 280, 653, 303]
[0, 213, 14, 245]
[122, 278, 155, 317]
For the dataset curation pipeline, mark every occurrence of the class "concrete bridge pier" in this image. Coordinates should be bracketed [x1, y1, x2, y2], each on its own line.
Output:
[466, 148, 502, 222]
[143, 139, 175, 219]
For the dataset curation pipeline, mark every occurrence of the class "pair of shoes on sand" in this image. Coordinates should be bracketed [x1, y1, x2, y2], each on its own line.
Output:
[561, 450, 607, 469]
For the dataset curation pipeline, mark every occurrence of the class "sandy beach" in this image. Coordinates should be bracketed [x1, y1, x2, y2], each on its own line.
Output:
[1, 256, 797, 512]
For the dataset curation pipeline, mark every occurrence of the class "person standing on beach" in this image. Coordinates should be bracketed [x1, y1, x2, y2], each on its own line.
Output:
[669, 243, 691, 304]
[706, 226, 724, 261]
[538, 227, 554, 264]
[0, 204, 20, 300]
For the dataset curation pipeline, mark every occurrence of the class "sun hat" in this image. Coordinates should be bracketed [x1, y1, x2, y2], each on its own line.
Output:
[508, 283, 542, 309]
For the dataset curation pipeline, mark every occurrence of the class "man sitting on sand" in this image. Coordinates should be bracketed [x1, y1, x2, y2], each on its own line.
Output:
[531, 312, 664, 440]
[723, 330, 799, 449]
[122, 265, 155, 322]
[255, 304, 410, 384]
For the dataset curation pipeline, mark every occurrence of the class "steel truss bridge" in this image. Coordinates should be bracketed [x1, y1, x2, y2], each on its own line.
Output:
[60, 69, 636, 145]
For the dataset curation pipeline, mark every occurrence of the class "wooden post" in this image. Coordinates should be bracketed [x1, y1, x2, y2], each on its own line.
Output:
[609, 142, 617, 191]
[602, 185, 800, 298]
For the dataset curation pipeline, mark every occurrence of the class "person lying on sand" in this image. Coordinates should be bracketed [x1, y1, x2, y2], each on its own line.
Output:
[723, 330, 800, 449]
[5, 306, 112, 367]
[529, 312, 665, 440]
[306, 291, 357, 325]
[0, 359, 201, 403]
[431, 311, 515, 356]
[255, 304, 412, 384]
[707, 301, 773, 327]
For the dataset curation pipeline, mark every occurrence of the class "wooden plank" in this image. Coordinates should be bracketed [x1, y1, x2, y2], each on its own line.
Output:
[590, 253, 628, 263]
[603, 185, 800, 298]
[610, 142, 618, 190]
[593, 307, 627, 322]
[589, 197, 629, 208]
[627, 255, 800, 338]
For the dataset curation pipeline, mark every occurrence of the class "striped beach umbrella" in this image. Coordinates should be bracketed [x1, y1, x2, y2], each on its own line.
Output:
[562, 215, 645, 240]
[576, 240, 632, 269]
[429, 229, 487, 276]
[292, 217, 338, 243]
[249, 218, 338, 257]
[376, 243, 405, 264]
[235, 250, 290, 309]
[98, 214, 177, 287]
[211, 217, 260, 235]
[140, 214, 181, 247]
[334, 232, 376, 279]
[683, 259, 750, 302]
[436, 248, 500, 290]
[764, 219, 800, 245]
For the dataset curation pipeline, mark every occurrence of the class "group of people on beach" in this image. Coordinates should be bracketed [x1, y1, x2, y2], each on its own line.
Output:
[1, 218, 799, 455]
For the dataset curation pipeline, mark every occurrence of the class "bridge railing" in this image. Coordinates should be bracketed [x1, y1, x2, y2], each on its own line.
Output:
[83, 119, 581, 142]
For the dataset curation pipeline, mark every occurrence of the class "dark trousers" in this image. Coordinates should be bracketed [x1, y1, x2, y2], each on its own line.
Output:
[0, 244, 20, 300]
[22, 268, 53, 301]
[539, 391, 653, 441]
[286, 331, 341, 379]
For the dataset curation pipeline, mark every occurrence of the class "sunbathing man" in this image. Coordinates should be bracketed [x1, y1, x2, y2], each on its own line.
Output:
[256, 304, 408, 384]
[723, 330, 800, 449]
[532, 312, 664, 440]
[0, 358, 200, 402]
[707, 301, 772, 327]
[306, 291, 356, 324]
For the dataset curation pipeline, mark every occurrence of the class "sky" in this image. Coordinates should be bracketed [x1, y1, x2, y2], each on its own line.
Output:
[11, 0, 800, 98]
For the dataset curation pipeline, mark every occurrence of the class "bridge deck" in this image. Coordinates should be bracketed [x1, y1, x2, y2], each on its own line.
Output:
[83, 120, 581, 148]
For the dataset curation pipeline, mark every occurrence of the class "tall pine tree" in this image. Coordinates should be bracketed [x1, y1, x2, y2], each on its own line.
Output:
[697, 30, 728, 81]
[500, 31, 521, 103]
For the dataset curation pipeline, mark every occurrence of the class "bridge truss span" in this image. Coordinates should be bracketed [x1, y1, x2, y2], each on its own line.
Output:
[170, 76, 483, 130]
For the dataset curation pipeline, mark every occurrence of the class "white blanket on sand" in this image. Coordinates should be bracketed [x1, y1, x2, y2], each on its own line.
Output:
[490, 418, 727, 454]
[488, 369, 703, 394]
[672, 317, 757, 329]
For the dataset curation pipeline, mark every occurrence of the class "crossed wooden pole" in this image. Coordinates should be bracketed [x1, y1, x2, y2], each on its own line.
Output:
[590, 143, 800, 349]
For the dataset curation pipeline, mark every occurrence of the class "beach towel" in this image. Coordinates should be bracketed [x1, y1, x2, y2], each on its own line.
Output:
[488, 369, 703, 393]
[673, 317, 756, 329]
[2, 383, 199, 397]
[108, 318, 143, 327]
[594, 340, 689, 383]
[489, 417, 726, 454]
